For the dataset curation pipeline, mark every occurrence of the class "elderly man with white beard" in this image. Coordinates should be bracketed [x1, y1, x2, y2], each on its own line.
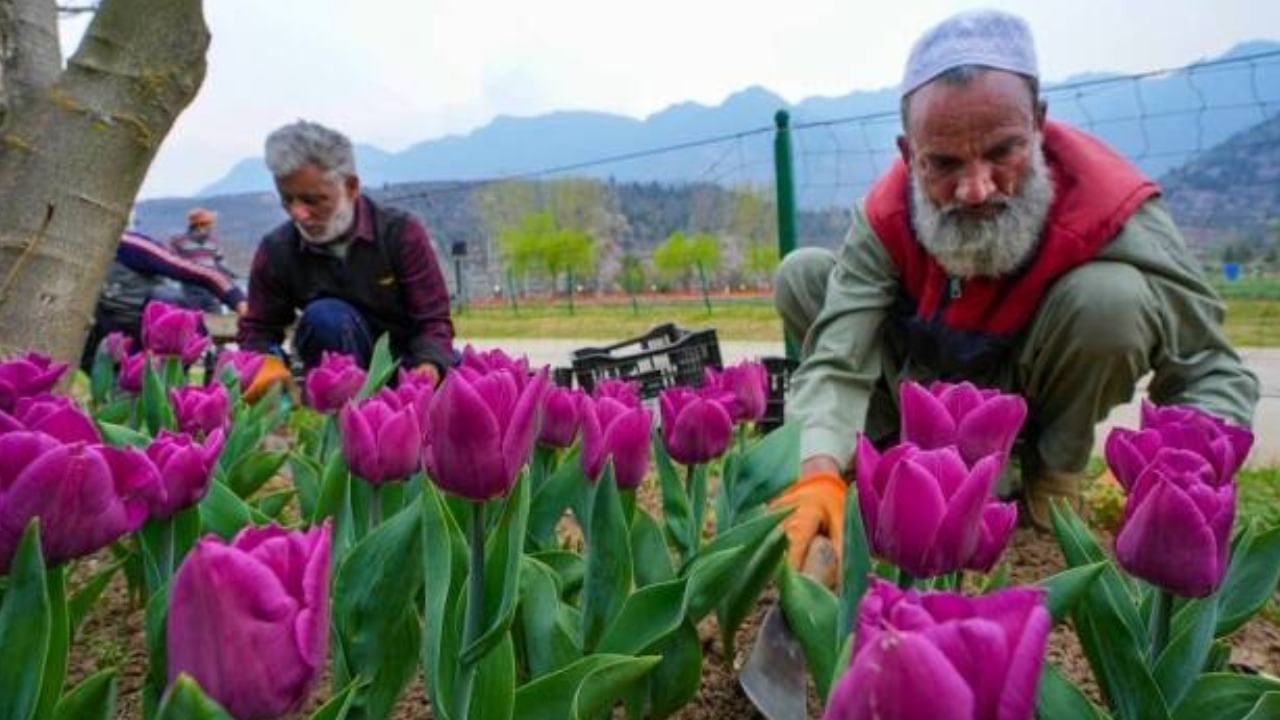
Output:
[772, 9, 1259, 557]
[237, 120, 454, 396]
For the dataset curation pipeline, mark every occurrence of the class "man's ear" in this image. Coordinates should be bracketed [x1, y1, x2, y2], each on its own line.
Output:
[1035, 99, 1048, 130]
[344, 174, 360, 200]
[896, 135, 911, 166]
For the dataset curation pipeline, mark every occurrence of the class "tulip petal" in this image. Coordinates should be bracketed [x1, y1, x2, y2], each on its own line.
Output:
[826, 629, 974, 720]
[1116, 480, 1223, 597]
[426, 376, 505, 499]
[877, 457, 948, 577]
[899, 381, 957, 450]
[920, 618, 1009, 720]
[607, 407, 653, 489]
[929, 454, 1001, 576]
[955, 395, 1026, 465]
[503, 370, 548, 480]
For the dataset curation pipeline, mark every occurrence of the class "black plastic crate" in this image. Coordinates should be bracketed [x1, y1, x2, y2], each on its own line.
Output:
[570, 323, 722, 399]
[759, 356, 799, 433]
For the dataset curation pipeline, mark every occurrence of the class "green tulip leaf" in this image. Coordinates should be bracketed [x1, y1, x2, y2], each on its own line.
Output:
[1039, 562, 1106, 624]
[421, 483, 469, 720]
[646, 619, 703, 720]
[1241, 692, 1280, 720]
[734, 421, 801, 511]
[0, 521, 51, 720]
[68, 560, 122, 635]
[653, 431, 695, 559]
[682, 546, 748, 622]
[528, 550, 585, 600]
[519, 558, 582, 680]
[142, 359, 176, 436]
[631, 509, 675, 588]
[469, 633, 517, 720]
[226, 450, 289, 499]
[333, 502, 424, 720]
[142, 581, 170, 720]
[306, 676, 363, 720]
[1172, 673, 1280, 720]
[717, 528, 787, 660]
[1216, 523, 1280, 636]
[462, 475, 531, 666]
[778, 564, 840, 701]
[155, 675, 234, 720]
[198, 480, 267, 540]
[312, 451, 351, 525]
[93, 398, 134, 426]
[289, 453, 324, 520]
[580, 466, 633, 653]
[527, 446, 586, 551]
[53, 669, 118, 720]
[1035, 662, 1108, 720]
[36, 565, 69, 720]
[691, 505, 789, 568]
[96, 421, 152, 448]
[356, 334, 397, 400]
[513, 654, 661, 720]
[839, 486, 871, 640]
[89, 350, 115, 406]
[1155, 595, 1219, 708]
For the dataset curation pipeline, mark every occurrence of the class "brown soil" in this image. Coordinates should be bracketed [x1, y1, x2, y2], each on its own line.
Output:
[66, 522, 1280, 719]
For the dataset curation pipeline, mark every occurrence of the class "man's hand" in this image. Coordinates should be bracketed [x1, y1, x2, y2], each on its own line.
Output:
[234, 301, 249, 317]
[244, 355, 292, 403]
[413, 362, 441, 387]
[770, 455, 847, 573]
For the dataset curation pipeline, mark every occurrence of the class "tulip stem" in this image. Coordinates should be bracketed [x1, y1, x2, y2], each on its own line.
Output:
[688, 464, 706, 555]
[456, 501, 487, 718]
[159, 518, 175, 581]
[369, 485, 382, 530]
[1150, 590, 1173, 661]
[897, 568, 915, 590]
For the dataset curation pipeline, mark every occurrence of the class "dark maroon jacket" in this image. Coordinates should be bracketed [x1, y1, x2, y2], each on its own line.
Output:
[238, 196, 455, 369]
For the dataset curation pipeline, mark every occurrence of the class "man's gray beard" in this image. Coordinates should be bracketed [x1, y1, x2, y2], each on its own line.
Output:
[297, 194, 355, 245]
[909, 143, 1055, 279]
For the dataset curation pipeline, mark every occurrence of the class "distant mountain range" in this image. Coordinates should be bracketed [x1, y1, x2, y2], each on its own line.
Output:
[195, 40, 1280, 199]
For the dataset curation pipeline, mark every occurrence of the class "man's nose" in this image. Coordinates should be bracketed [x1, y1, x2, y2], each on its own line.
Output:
[954, 163, 997, 206]
[286, 201, 312, 223]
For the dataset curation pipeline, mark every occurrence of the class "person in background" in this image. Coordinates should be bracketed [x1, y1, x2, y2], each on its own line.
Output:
[772, 9, 1258, 560]
[81, 231, 247, 371]
[238, 120, 454, 394]
[168, 207, 238, 311]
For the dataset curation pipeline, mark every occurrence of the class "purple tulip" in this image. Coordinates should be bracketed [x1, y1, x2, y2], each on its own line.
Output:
[854, 435, 1001, 579]
[168, 523, 330, 720]
[214, 350, 267, 393]
[899, 380, 1027, 467]
[304, 352, 366, 413]
[593, 378, 642, 407]
[141, 301, 210, 364]
[458, 345, 531, 382]
[0, 431, 163, 573]
[0, 393, 102, 444]
[340, 394, 423, 484]
[117, 352, 152, 394]
[539, 386, 584, 448]
[378, 368, 436, 436]
[423, 368, 549, 501]
[0, 352, 69, 412]
[964, 500, 1019, 573]
[580, 395, 653, 489]
[102, 331, 134, 362]
[825, 579, 1050, 720]
[1115, 448, 1235, 597]
[1107, 401, 1253, 491]
[705, 360, 769, 423]
[171, 385, 230, 437]
[659, 386, 733, 465]
[146, 429, 225, 519]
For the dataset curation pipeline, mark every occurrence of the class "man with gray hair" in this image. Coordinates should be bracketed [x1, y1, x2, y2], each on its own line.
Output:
[772, 9, 1258, 560]
[237, 120, 454, 388]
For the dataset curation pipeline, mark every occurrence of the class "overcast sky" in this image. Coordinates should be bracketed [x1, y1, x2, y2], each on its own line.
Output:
[57, 0, 1280, 198]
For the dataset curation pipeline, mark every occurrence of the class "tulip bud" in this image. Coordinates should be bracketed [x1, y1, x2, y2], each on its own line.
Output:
[0, 393, 102, 444]
[117, 352, 154, 394]
[214, 350, 267, 393]
[705, 360, 769, 423]
[423, 368, 549, 500]
[1108, 401, 1254, 491]
[580, 395, 652, 489]
[1115, 448, 1235, 597]
[340, 394, 423, 484]
[854, 435, 1001, 579]
[141, 301, 210, 364]
[0, 431, 163, 572]
[304, 352, 366, 413]
[146, 429, 225, 519]
[102, 331, 134, 363]
[539, 386, 584, 448]
[964, 500, 1018, 573]
[825, 579, 1050, 720]
[659, 386, 733, 465]
[592, 378, 642, 407]
[168, 523, 331, 719]
[171, 385, 230, 437]
[0, 352, 69, 412]
[899, 380, 1027, 466]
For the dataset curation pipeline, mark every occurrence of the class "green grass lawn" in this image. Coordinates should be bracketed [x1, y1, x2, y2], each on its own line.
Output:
[455, 293, 1280, 346]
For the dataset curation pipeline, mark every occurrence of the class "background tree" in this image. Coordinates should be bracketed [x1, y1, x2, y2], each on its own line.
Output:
[617, 253, 645, 315]
[744, 240, 779, 288]
[0, 0, 209, 360]
[498, 209, 553, 296]
[654, 230, 720, 312]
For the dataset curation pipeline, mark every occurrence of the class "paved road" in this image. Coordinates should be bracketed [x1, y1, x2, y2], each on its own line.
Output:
[468, 338, 1280, 466]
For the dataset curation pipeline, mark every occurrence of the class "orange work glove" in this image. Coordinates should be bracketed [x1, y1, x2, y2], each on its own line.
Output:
[412, 362, 441, 387]
[244, 355, 292, 403]
[770, 470, 847, 571]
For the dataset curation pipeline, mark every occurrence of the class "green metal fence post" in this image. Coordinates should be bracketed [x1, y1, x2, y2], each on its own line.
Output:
[773, 109, 800, 361]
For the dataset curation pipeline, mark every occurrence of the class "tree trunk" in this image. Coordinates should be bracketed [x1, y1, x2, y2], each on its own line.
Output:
[0, 0, 207, 361]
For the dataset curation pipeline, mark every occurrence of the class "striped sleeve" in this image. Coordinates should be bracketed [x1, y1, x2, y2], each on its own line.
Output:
[117, 233, 245, 307]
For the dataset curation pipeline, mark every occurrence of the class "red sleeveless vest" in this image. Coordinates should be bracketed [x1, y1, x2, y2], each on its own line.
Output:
[864, 121, 1159, 376]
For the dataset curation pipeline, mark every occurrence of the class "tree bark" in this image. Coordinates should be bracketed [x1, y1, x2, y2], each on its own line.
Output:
[0, 0, 62, 126]
[0, 0, 207, 361]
